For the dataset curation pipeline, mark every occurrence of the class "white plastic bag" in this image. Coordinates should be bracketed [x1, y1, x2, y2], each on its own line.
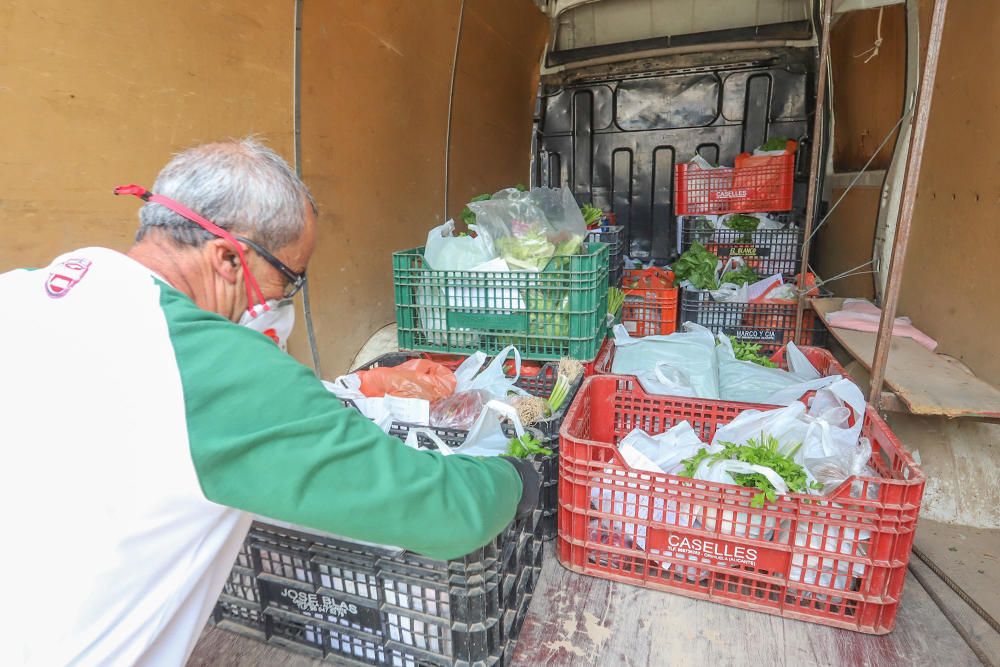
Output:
[453, 345, 527, 400]
[456, 399, 526, 457]
[403, 428, 456, 455]
[424, 220, 495, 271]
[715, 335, 840, 405]
[611, 323, 721, 398]
[617, 423, 706, 474]
[800, 379, 870, 488]
[709, 401, 812, 457]
[784, 342, 821, 379]
[635, 363, 699, 398]
[689, 456, 789, 495]
[709, 378, 870, 489]
[323, 377, 423, 429]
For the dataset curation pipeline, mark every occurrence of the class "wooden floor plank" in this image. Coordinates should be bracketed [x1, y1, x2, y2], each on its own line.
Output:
[812, 298, 1000, 419]
[509, 544, 982, 667]
[189, 545, 984, 666]
[915, 519, 1000, 624]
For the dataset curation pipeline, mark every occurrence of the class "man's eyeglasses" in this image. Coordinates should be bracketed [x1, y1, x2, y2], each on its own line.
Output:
[235, 236, 307, 299]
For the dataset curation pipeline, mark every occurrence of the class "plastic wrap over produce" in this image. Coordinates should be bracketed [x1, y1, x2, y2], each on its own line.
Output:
[610, 323, 837, 405]
[468, 186, 587, 271]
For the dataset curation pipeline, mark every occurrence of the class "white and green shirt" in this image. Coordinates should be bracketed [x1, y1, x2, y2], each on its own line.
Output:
[0, 247, 521, 666]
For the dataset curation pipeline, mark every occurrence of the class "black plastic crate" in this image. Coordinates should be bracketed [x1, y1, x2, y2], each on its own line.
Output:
[586, 225, 624, 287]
[213, 597, 265, 639]
[212, 513, 539, 666]
[679, 287, 827, 353]
[345, 351, 579, 541]
[210, 542, 264, 636]
[341, 405, 559, 543]
[350, 352, 582, 444]
[679, 215, 803, 278]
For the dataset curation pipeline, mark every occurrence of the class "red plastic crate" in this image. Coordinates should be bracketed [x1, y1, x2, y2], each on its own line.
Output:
[675, 151, 794, 215]
[595, 343, 845, 379]
[583, 337, 611, 377]
[620, 268, 679, 337]
[556, 375, 924, 634]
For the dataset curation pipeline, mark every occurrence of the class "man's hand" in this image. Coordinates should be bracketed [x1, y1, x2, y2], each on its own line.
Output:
[500, 456, 542, 518]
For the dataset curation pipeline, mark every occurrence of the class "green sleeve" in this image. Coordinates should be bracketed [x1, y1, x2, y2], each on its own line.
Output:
[159, 283, 522, 560]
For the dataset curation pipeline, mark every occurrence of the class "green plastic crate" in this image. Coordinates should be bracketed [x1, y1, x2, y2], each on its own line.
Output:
[394, 243, 609, 360]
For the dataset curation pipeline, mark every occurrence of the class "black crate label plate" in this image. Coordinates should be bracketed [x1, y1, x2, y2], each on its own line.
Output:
[732, 328, 783, 343]
[260, 579, 382, 628]
[713, 244, 771, 258]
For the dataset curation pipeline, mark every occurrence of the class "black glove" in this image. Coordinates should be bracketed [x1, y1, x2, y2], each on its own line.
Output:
[501, 456, 541, 519]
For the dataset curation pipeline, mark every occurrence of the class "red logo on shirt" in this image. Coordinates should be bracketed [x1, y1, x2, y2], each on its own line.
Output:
[45, 258, 92, 298]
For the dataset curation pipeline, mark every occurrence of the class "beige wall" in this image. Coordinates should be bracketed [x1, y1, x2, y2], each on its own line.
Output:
[897, 1, 1000, 385]
[0, 0, 547, 378]
[299, 0, 548, 376]
[0, 0, 295, 269]
[820, 1, 1000, 386]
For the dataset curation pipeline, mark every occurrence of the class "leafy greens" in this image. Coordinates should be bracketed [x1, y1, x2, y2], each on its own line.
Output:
[679, 434, 819, 508]
[672, 242, 720, 290]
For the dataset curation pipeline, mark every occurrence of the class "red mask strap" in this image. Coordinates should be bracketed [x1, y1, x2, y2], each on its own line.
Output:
[114, 184, 268, 315]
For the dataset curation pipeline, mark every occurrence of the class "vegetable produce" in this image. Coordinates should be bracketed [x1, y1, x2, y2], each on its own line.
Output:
[758, 137, 791, 152]
[554, 236, 584, 257]
[728, 337, 778, 367]
[724, 214, 760, 232]
[679, 434, 819, 508]
[607, 287, 625, 317]
[459, 193, 492, 227]
[720, 264, 760, 286]
[429, 390, 486, 430]
[515, 396, 550, 427]
[505, 432, 553, 458]
[581, 203, 604, 229]
[494, 230, 555, 270]
[495, 230, 582, 271]
[672, 242, 720, 290]
[558, 357, 584, 383]
[546, 374, 572, 413]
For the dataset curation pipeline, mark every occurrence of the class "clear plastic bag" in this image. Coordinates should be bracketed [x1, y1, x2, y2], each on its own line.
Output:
[468, 187, 587, 271]
[429, 390, 487, 430]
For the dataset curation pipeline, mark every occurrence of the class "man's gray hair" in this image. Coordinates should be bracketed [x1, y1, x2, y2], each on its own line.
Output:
[137, 138, 317, 250]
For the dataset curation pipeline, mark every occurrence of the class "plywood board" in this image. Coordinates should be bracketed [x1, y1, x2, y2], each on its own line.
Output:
[894, 1, 1000, 389]
[813, 298, 1000, 419]
[830, 5, 905, 171]
[813, 187, 880, 299]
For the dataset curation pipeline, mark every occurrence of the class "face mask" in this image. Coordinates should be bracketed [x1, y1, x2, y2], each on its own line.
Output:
[239, 298, 295, 352]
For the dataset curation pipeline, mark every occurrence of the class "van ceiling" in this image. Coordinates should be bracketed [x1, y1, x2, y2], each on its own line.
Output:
[548, 0, 811, 51]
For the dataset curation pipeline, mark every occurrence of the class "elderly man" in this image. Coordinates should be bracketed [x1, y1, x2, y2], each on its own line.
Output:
[1, 139, 538, 666]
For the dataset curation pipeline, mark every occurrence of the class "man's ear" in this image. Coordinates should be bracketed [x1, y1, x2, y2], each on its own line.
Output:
[207, 238, 241, 284]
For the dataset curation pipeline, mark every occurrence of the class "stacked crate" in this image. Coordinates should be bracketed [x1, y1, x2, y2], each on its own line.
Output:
[674, 147, 825, 352]
[212, 511, 541, 665]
